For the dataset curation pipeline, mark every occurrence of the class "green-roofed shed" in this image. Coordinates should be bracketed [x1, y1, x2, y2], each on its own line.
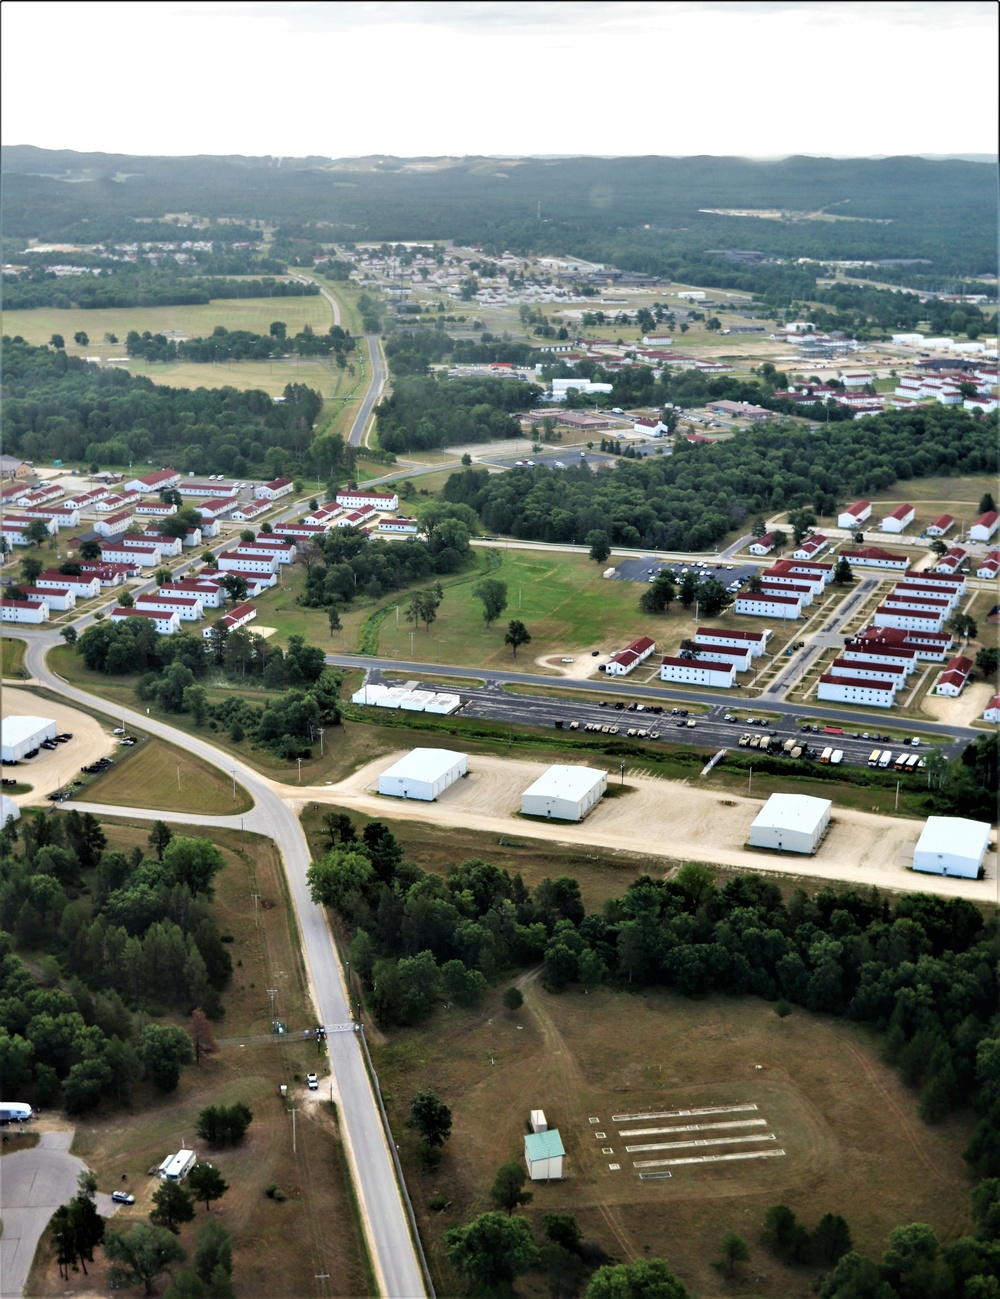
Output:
[524, 1128, 565, 1181]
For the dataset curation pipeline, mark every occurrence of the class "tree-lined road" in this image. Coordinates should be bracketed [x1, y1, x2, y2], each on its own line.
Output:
[25, 635, 427, 1299]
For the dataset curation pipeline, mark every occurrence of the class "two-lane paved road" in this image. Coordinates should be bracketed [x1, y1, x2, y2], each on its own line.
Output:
[26, 636, 426, 1299]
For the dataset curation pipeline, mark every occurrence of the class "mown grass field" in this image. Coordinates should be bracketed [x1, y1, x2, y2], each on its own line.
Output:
[126, 356, 344, 398]
[83, 737, 253, 815]
[2, 294, 335, 351]
[1, 636, 27, 677]
[30, 818, 371, 1299]
[369, 976, 973, 1299]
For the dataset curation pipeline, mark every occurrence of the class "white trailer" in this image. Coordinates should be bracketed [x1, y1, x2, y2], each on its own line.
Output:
[0, 1102, 33, 1123]
[158, 1149, 196, 1180]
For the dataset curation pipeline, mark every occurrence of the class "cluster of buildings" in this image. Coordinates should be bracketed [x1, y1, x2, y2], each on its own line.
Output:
[659, 627, 768, 690]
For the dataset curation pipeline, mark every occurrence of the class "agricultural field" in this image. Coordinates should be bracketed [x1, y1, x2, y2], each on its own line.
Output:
[369, 976, 973, 1299]
[1, 294, 336, 352]
[29, 818, 371, 1299]
[126, 356, 347, 399]
[83, 737, 254, 815]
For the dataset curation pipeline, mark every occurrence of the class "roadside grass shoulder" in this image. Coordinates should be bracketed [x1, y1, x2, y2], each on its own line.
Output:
[83, 736, 253, 815]
[1, 636, 27, 677]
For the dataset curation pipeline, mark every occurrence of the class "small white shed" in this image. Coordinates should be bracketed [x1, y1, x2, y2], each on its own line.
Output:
[377, 749, 467, 802]
[913, 816, 991, 879]
[521, 765, 607, 822]
[749, 793, 831, 855]
[530, 1109, 547, 1134]
[525, 1128, 565, 1181]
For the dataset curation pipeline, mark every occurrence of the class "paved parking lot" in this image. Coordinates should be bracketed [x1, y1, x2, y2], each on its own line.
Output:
[610, 555, 757, 588]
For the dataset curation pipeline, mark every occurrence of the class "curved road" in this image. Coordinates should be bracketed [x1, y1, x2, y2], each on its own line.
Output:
[24, 636, 426, 1299]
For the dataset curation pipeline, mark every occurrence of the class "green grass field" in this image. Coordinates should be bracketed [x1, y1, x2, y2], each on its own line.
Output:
[2, 294, 336, 351]
[1, 637, 27, 677]
[126, 356, 345, 398]
[84, 737, 253, 814]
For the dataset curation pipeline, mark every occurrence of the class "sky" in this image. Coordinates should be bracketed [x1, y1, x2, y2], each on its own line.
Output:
[2, 1, 997, 160]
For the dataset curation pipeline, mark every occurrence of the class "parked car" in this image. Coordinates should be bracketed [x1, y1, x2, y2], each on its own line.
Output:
[307, 1073, 318, 1091]
[112, 1191, 135, 1205]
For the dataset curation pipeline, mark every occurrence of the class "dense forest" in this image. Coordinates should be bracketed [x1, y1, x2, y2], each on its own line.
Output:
[442, 406, 997, 550]
[124, 322, 355, 364]
[308, 812, 1000, 1295]
[0, 813, 231, 1113]
[374, 373, 539, 452]
[0, 338, 323, 476]
[2, 149, 994, 278]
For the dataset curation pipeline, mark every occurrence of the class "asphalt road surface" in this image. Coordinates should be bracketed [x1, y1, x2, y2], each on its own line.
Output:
[349, 336, 386, 448]
[26, 636, 426, 1299]
[0, 1130, 100, 1299]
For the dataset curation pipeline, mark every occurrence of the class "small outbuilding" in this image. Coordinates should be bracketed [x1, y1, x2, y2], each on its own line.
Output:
[524, 1128, 565, 1181]
[377, 748, 467, 802]
[749, 793, 832, 855]
[1, 715, 57, 763]
[913, 817, 991, 879]
[530, 1109, 547, 1133]
[521, 765, 607, 822]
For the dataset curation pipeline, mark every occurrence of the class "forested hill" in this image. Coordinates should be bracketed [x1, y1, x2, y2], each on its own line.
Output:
[2, 148, 994, 275]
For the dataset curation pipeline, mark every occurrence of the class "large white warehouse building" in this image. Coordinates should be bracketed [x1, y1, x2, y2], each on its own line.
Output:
[377, 748, 467, 801]
[748, 793, 832, 855]
[913, 817, 991, 879]
[1, 715, 57, 762]
[521, 765, 607, 822]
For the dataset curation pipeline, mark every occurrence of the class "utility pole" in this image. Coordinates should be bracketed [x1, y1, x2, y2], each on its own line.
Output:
[267, 987, 277, 1022]
[296, 757, 302, 784]
[290, 1106, 297, 1155]
[318, 727, 325, 756]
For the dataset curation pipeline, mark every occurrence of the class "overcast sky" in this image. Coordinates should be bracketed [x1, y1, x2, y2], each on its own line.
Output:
[2, 1, 997, 159]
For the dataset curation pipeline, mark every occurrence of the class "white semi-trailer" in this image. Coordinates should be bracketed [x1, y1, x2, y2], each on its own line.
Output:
[0, 1103, 34, 1123]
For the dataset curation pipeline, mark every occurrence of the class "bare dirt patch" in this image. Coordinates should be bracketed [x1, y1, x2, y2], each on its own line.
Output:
[374, 981, 972, 1299]
[297, 751, 997, 901]
[918, 678, 993, 726]
[533, 650, 608, 680]
[3, 687, 114, 807]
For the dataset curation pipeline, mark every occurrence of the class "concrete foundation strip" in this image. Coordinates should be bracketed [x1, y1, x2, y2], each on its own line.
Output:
[619, 1118, 768, 1138]
[626, 1133, 776, 1154]
[612, 1103, 757, 1123]
[634, 1147, 786, 1168]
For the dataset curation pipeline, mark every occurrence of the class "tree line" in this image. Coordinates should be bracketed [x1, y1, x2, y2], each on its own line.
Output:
[374, 373, 540, 453]
[2, 338, 322, 478]
[441, 406, 995, 550]
[72, 620, 342, 760]
[124, 322, 356, 364]
[0, 812, 232, 1114]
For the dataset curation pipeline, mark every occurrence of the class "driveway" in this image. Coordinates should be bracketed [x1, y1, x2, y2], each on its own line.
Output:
[0, 1129, 106, 1298]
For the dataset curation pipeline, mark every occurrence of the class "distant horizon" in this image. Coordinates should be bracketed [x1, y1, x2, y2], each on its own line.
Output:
[4, 144, 997, 166]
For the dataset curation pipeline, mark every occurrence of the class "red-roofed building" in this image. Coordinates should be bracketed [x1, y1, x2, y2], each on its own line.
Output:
[124, 469, 181, 494]
[984, 695, 1000, 723]
[828, 658, 906, 691]
[935, 546, 968, 575]
[792, 534, 828, 560]
[0, 598, 49, 625]
[21, 584, 76, 611]
[202, 602, 257, 637]
[749, 532, 777, 556]
[970, 511, 1000, 542]
[855, 624, 952, 660]
[231, 500, 270, 523]
[927, 514, 955, 537]
[901, 570, 966, 595]
[273, 522, 328, 540]
[659, 656, 736, 688]
[254, 477, 294, 501]
[136, 593, 204, 622]
[873, 605, 946, 633]
[605, 636, 656, 677]
[217, 550, 277, 575]
[157, 580, 223, 608]
[110, 607, 180, 635]
[881, 503, 915, 533]
[80, 561, 139, 584]
[817, 673, 895, 708]
[935, 655, 974, 697]
[335, 489, 400, 511]
[197, 497, 238, 520]
[838, 500, 871, 529]
[36, 570, 101, 599]
[840, 547, 908, 571]
[976, 552, 1000, 579]
[734, 592, 802, 619]
[696, 627, 769, 657]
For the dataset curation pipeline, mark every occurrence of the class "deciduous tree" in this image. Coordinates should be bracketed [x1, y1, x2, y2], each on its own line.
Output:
[489, 1161, 533, 1215]
[104, 1222, 186, 1295]
[187, 1162, 228, 1213]
[504, 619, 531, 658]
[472, 577, 508, 626]
[150, 1179, 195, 1234]
[410, 1089, 452, 1148]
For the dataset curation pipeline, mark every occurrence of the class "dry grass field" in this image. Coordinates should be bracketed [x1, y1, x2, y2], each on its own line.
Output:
[83, 737, 254, 815]
[1, 636, 27, 677]
[372, 977, 974, 1299]
[28, 819, 370, 1299]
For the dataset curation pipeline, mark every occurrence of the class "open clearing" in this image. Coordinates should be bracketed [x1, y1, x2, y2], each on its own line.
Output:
[1, 295, 334, 350]
[28, 818, 369, 1299]
[84, 737, 254, 816]
[372, 976, 973, 1299]
[296, 750, 998, 902]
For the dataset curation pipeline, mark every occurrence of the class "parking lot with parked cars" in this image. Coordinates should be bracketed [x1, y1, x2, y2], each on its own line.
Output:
[611, 555, 758, 591]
